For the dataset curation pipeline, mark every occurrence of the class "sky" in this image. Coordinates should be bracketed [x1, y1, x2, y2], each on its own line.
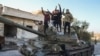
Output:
[0, 0, 100, 33]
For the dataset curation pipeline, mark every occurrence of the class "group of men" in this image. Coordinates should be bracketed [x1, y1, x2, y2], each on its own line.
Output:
[41, 4, 73, 34]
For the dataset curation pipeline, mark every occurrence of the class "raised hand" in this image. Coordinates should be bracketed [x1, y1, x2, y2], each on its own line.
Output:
[41, 7, 43, 10]
[47, 9, 49, 11]
[58, 3, 61, 13]
[47, 9, 50, 13]
[62, 8, 65, 14]
[55, 6, 57, 10]
[63, 8, 65, 11]
[58, 3, 61, 7]
[41, 7, 45, 15]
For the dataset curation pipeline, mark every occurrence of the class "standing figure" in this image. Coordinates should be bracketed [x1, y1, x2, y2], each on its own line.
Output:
[63, 9, 73, 34]
[41, 7, 50, 34]
[48, 6, 57, 28]
[57, 4, 62, 32]
[51, 4, 62, 32]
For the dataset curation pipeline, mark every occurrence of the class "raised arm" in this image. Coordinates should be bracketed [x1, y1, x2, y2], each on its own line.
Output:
[41, 7, 45, 15]
[55, 6, 57, 10]
[62, 8, 65, 15]
[58, 4, 62, 13]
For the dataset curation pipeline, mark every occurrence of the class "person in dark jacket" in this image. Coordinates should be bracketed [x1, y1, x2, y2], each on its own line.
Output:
[41, 7, 50, 34]
[46, 4, 62, 32]
[47, 6, 57, 28]
[55, 4, 62, 32]
[51, 4, 62, 32]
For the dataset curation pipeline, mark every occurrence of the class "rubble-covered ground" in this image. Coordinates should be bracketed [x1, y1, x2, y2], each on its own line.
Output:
[0, 50, 22, 56]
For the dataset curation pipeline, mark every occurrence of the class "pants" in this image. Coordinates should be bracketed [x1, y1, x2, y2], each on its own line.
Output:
[64, 22, 70, 34]
[57, 20, 61, 31]
[44, 21, 48, 34]
[53, 20, 61, 31]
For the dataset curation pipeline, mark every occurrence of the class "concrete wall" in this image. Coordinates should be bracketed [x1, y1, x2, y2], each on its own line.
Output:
[0, 4, 4, 36]
[3, 15, 38, 39]
[0, 4, 3, 15]
[0, 22, 4, 36]
[18, 19, 38, 39]
[0, 4, 39, 38]
[2, 6, 42, 21]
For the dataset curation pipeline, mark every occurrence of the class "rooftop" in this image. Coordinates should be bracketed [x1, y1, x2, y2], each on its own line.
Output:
[0, 4, 42, 21]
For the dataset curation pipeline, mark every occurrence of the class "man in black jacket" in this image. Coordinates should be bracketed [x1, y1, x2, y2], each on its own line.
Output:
[52, 4, 62, 32]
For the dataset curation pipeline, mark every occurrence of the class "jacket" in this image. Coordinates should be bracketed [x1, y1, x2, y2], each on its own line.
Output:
[63, 13, 73, 23]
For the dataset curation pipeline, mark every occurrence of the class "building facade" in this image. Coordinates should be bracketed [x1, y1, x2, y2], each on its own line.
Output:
[0, 4, 42, 39]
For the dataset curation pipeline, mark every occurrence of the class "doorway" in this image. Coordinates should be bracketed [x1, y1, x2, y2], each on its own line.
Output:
[4, 24, 17, 37]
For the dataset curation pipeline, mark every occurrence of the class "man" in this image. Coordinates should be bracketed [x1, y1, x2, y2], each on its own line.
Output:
[48, 6, 57, 28]
[63, 9, 73, 34]
[41, 7, 50, 34]
[52, 4, 62, 32]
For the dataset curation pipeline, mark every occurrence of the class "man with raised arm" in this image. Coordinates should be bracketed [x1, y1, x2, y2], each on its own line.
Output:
[47, 6, 57, 28]
[51, 4, 62, 32]
[41, 7, 50, 34]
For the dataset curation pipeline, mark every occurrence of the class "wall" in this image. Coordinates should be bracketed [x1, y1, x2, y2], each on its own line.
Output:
[19, 19, 38, 39]
[2, 6, 42, 21]
[0, 4, 4, 36]
[3, 15, 38, 39]
[0, 4, 39, 38]
[0, 4, 3, 15]
[0, 22, 4, 36]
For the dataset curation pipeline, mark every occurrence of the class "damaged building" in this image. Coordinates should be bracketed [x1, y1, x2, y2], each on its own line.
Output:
[0, 4, 43, 39]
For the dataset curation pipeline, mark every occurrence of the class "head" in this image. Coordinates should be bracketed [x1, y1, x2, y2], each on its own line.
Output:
[45, 11, 49, 15]
[66, 9, 70, 13]
[66, 9, 69, 12]
[52, 10, 56, 14]
[53, 9, 59, 14]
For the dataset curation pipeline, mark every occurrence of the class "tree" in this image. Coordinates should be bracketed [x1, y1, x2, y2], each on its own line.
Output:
[79, 31, 91, 41]
[72, 19, 91, 41]
[72, 19, 81, 27]
[81, 21, 89, 31]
